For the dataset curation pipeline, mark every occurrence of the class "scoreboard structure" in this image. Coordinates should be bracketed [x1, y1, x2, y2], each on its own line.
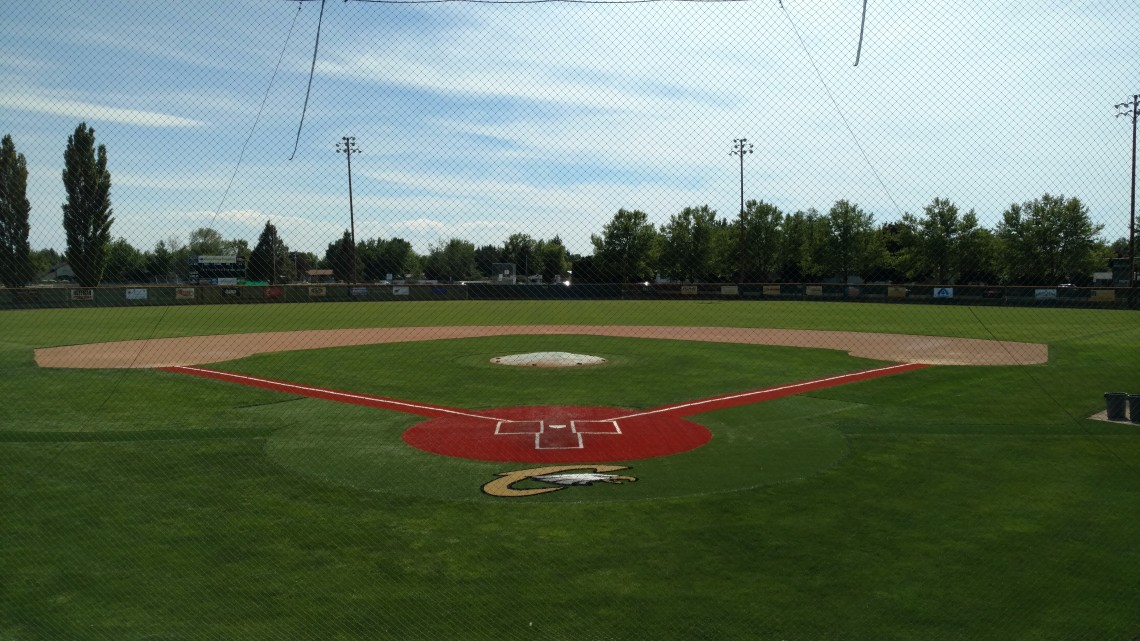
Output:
[188, 255, 246, 285]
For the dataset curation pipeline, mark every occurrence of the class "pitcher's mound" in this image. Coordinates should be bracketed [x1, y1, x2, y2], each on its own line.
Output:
[491, 352, 608, 367]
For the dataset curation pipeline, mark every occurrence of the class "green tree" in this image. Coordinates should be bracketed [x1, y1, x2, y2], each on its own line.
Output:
[146, 240, 174, 282]
[591, 209, 659, 283]
[104, 238, 147, 283]
[823, 200, 875, 283]
[502, 233, 537, 277]
[996, 194, 1104, 284]
[474, 244, 503, 278]
[30, 248, 62, 279]
[0, 135, 34, 287]
[736, 200, 783, 282]
[900, 198, 982, 284]
[247, 221, 289, 283]
[422, 238, 476, 282]
[535, 237, 570, 284]
[324, 230, 357, 282]
[62, 123, 113, 287]
[777, 209, 829, 282]
[189, 227, 225, 255]
[659, 205, 720, 282]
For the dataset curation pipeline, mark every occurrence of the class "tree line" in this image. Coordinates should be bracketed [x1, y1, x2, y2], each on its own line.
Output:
[1, 125, 1132, 288]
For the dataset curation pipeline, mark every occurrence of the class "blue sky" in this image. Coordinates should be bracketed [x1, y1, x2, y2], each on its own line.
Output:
[3, 0, 1138, 255]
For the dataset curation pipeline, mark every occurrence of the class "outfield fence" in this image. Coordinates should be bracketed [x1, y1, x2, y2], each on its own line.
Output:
[3, 283, 1136, 310]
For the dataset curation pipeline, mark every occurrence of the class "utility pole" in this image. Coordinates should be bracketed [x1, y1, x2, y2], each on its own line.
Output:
[731, 138, 753, 284]
[1116, 95, 1138, 289]
[336, 136, 359, 284]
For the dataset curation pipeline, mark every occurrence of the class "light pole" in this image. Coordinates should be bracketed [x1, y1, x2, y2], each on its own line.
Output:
[1116, 95, 1138, 289]
[731, 138, 753, 284]
[336, 136, 360, 284]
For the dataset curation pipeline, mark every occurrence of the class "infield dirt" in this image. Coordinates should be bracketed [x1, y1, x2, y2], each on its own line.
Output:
[35, 325, 1048, 369]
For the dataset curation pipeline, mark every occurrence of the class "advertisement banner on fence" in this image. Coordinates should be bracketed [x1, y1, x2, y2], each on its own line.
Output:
[1034, 288, 1058, 299]
[223, 288, 241, 297]
[720, 285, 739, 296]
[805, 285, 823, 297]
[888, 286, 908, 298]
[175, 288, 195, 300]
[350, 286, 368, 297]
[393, 286, 410, 296]
[681, 285, 699, 296]
[308, 286, 327, 297]
[70, 288, 94, 301]
[264, 287, 283, 300]
[763, 285, 781, 296]
[1091, 289, 1116, 302]
[125, 288, 148, 300]
[934, 287, 954, 299]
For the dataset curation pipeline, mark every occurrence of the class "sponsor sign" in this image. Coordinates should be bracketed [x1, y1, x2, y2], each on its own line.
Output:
[175, 288, 196, 300]
[308, 286, 327, 297]
[680, 285, 699, 296]
[1034, 288, 1058, 299]
[1091, 289, 1116, 302]
[70, 288, 95, 301]
[431, 286, 447, 296]
[934, 287, 954, 299]
[264, 287, 283, 300]
[846, 286, 862, 297]
[393, 286, 410, 296]
[125, 288, 148, 301]
[888, 286, 908, 298]
[195, 255, 239, 264]
[805, 285, 823, 296]
[350, 286, 369, 297]
[12, 289, 40, 303]
[763, 285, 781, 296]
[214, 277, 239, 286]
[222, 288, 241, 297]
[720, 285, 739, 296]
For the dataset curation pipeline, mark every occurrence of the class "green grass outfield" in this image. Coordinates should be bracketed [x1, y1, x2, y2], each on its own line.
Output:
[2, 300, 1139, 640]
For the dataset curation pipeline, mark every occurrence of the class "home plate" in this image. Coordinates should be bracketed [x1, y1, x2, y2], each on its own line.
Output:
[491, 352, 608, 367]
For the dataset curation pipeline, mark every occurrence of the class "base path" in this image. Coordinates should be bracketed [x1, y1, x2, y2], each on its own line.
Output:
[34, 325, 1048, 369]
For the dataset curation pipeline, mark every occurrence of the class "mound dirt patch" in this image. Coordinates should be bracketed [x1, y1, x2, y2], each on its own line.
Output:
[491, 352, 608, 367]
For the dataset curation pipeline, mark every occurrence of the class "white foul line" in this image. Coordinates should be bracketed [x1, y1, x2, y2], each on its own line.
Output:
[173, 366, 503, 422]
[606, 363, 920, 421]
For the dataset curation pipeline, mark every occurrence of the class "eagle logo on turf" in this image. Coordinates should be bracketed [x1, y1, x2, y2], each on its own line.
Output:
[482, 465, 637, 498]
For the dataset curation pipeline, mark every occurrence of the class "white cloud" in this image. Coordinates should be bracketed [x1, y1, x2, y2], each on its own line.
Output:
[0, 93, 205, 128]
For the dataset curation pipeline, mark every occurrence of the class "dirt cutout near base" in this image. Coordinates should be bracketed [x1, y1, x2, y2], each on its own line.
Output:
[35, 325, 1048, 369]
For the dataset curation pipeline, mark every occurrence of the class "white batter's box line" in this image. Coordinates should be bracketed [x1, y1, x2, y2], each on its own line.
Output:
[571, 420, 621, 434]
[495, 420, 543, 435]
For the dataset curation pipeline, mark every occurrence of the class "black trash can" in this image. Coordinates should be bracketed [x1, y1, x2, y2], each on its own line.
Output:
[1129, 394, 1140, 425]
[1104, 392, 1128, 421]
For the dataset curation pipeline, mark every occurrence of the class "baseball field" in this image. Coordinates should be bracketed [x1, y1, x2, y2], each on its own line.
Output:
[2, 299, 1138, 640]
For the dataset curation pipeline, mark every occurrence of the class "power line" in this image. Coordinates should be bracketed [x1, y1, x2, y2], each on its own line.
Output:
[290, 0, 327, 160]
[779, 0, 904, 218]
[212, 4, 302, 224]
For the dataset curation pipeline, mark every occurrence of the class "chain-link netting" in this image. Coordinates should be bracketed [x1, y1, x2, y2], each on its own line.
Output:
[2, 1, 1139, 639]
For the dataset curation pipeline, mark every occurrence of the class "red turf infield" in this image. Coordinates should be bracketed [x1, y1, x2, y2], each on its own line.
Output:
[162, 362, 928, 463]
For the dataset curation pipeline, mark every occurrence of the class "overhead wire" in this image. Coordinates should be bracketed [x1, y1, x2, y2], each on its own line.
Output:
[290, 0, 327, 160]
[779, 0, 904, 218]
[212, 3, 302, 223]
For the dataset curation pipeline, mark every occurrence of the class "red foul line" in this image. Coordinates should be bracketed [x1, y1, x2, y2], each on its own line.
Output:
[610, 362, 931, 420]
[159, 365, 500, 421]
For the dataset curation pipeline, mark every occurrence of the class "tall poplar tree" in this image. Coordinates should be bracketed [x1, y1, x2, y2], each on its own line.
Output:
[62, 123, 113, 287]
[0, 135, 34, 287]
